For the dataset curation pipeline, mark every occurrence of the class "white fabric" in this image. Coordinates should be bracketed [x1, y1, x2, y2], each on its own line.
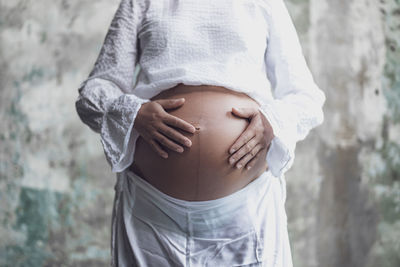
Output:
[74, 0, 326, 178]
[111, 169, 292, 267]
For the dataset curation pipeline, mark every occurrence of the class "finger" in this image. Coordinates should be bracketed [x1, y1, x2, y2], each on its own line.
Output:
[163, 113, 196, 133]
[156, 98, 185, 110]
[231, 107, 257, 119]
[245, 146, 266, 170]
[229, 125, 257, 154]
[147, 139, 169, 159]
[229, 135, 259, 166]
[153, 131, 185, 153]
[266, 142, 271, 152]
[234, 143, 264, 169]
[158, 123, 193, 147]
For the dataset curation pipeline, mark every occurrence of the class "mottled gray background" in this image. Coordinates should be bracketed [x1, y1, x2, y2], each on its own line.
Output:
[0, 0, 399, 266]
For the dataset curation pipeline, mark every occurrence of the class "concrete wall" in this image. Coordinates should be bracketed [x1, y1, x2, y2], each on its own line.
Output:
[0, 0, 399, 266]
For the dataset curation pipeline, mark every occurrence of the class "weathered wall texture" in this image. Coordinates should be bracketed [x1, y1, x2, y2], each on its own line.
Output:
[0, 1, 120, 266]
[0, 0, 399, 266]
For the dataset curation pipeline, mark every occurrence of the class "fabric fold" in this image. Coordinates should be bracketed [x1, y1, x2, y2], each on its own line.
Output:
[257, 0, 326, 177]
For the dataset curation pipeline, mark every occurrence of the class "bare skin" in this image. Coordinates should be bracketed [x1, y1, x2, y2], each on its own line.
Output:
[133, 97, 196, 158]
[133, 84, 274, 169]
[131, 84, 274, 200]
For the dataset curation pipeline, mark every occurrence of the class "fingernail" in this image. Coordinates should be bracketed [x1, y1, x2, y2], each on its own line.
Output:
[176, 147, 184, 153]
[229, 158, 235, 165]
[247, 166, 251, 170]
[185, 140, 192, 146]
[230, 148, 235, 154]
[162, 153, 168, 158]
[236, 164, 242, 169]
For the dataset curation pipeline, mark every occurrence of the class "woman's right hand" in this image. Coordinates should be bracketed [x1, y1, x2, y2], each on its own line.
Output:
[133, 98, 196, 158]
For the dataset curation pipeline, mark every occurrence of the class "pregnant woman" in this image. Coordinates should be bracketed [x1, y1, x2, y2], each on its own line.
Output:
[75, 0, 325, 266]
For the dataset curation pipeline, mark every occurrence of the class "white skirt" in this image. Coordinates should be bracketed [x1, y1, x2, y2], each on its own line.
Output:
[111, 168, 293, 267]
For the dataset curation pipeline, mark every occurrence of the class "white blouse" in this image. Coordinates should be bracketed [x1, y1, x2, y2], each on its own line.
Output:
[75, 0, 326, 178]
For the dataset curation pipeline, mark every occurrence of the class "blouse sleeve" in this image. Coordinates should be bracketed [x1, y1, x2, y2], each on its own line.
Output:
[75, 0, 150, 173]
[258, 0, 326, 177]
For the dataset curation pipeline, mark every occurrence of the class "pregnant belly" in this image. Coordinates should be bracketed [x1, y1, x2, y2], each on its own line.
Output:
[129, 84, 268, 201]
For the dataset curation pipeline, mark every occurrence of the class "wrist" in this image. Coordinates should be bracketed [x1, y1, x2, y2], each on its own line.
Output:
[258, 110, 275, 141]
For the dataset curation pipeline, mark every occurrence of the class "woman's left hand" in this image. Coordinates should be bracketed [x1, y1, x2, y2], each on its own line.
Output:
[228, 107, 274, 170]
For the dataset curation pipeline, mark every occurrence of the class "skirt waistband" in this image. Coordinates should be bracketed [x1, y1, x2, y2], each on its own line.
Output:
[125, 169, 272, 211]
[124, 169, 275, 233]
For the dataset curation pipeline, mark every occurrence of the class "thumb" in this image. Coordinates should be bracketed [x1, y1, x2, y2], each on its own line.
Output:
[231, 107, 256, 119]
[156, 98, 185, 109]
